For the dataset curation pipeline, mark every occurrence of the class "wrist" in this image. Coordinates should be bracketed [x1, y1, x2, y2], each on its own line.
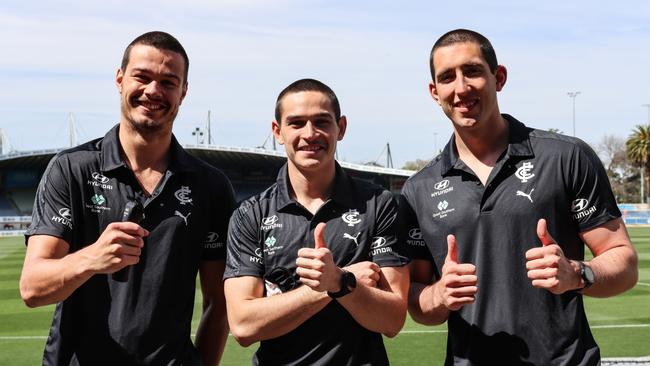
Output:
[328, 269, 357, 299]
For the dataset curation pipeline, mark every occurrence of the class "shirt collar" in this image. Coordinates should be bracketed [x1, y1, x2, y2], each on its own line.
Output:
[438, 114, 535, 176]
[100, 124, 196, 173]
[275, 161, 359, 211]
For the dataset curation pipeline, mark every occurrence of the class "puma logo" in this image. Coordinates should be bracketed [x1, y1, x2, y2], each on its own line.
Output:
[343, 232, 361, 246]
[174, 210, 191, 226]
[516, 188, 535, 203]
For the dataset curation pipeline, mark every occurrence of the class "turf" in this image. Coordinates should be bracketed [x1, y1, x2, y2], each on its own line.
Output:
[1, 229, 648, 365]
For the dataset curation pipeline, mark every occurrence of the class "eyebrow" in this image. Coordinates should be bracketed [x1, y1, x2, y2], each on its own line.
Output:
[131, 68, 182, 82]
[285, 112, 333, 121]
[436, 61, 486, 78]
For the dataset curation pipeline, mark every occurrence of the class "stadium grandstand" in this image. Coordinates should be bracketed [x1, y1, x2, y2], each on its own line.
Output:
[0, 144, 413, 235]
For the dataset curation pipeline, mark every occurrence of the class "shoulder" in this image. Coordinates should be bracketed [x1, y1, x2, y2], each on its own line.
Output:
[232, 183, 279, 217]
[403, 155, 443, 190]
[527, 128, 598, 160]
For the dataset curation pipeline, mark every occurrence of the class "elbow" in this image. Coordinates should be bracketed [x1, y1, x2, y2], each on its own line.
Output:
[228, 323, 258, 347]
[19, 283, 43, 308]
[382, 306, 408, 338]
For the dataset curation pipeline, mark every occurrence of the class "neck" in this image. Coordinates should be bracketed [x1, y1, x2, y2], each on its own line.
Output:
[454, 114, 509, 166]
[119, 121, 172, 173]
[286, 161, 336, 212]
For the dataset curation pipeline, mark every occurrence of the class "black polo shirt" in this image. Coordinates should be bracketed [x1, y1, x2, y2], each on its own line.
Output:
[401, 115, 620, 366]
[25, 124, 236, 366]
[225, 162, 409, 366]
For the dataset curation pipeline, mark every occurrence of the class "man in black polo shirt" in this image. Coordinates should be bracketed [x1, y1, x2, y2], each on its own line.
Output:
[19, 31, 235, 365]
[402, 29, 638, 365]
[224, 78, 410, 365]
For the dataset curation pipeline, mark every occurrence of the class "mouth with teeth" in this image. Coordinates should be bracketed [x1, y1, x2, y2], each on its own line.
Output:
[134, 99, 168, 113]
[298, 144, 326, 153]
[454, 99, 478, 112]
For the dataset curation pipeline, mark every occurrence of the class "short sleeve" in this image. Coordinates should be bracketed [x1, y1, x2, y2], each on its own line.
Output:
[399, 187, 434, 263]
[24, 155, 75, 245]
[568, 140, 621, 231]
[370, 190, 410, 267]
[201, 170, 237, 261]
[224, 200, 265, 279]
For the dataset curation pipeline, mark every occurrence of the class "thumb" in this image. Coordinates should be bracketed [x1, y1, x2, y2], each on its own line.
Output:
[536, 218, 555, 246]
[446, 234, 458, 263]
[314, 222, 327, 249]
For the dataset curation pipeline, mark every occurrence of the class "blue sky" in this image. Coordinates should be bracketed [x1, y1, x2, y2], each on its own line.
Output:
[1, 1, 649, 167]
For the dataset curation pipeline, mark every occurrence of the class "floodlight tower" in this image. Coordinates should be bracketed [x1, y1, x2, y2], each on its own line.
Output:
[567, 91, 580, 136]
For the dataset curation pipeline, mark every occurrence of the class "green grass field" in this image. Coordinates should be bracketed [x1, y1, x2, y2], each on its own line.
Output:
[1, 229, 649, 365]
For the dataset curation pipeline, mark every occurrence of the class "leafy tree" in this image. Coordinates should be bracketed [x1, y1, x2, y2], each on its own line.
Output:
[402, 159, 431, 171]
[598, 135, 639, 203]
[626, 125, 650, 202]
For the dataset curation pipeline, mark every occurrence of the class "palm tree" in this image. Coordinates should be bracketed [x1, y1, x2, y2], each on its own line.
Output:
[626, 125, 650, 203]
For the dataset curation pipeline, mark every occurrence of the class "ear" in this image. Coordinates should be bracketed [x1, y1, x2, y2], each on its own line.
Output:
[272, 120, 284, 145]
[116, 69, 124, 93]
[495, 65, 507, 92]
[428, 81, 441, 105]
[337, 115, 347, 141]
[180, 82, 188, 104]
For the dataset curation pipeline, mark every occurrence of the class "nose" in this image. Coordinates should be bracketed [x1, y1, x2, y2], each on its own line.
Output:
[454, 74, 471, 95]
[144, 80, 163, 97]
[302, 121, 319, 139]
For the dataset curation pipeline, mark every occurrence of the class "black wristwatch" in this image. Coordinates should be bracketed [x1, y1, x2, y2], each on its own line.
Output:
[578, 261, 595, 289]
[328, 270, 357, 299]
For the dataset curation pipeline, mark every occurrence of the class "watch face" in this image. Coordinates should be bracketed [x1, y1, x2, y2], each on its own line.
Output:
[584, 265, 595, 283]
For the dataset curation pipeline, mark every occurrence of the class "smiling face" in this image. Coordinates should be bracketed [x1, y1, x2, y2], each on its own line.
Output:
[116, 44, 187, 135]
[272, 90, 346, 173]
[429, 41, 506, 131]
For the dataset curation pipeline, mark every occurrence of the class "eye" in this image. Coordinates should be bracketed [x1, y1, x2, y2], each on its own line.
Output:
[437, 72, 454, 84]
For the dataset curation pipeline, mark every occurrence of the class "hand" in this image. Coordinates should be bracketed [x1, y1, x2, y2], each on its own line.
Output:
[295, 223, 344, 292]
[79, 222, 148, 274]
[525, 218, 581, 294]
[344, 261, 380, 287]
[433, 234, 477, 311]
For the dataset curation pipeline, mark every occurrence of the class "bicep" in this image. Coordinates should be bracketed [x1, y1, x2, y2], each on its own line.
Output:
[379, 266, 409, 299]
[199, 260, 226, 301]
[410, 259, 435, 284]
[25, 235, 70, 262]
[579, 218, 633, 257]
[224, 276, 265, 302]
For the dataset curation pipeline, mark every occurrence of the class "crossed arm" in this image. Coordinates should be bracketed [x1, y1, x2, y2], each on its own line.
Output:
[224, 261, 409, 347]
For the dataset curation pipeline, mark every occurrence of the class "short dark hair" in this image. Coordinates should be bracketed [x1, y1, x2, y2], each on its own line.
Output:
[274, 78, 341, 123]
[121, 31, 189, 83]
[429, 29, 498, 82]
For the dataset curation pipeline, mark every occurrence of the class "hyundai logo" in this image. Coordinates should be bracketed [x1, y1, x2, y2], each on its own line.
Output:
[91, 172, 110, 184]
[58, 207, 72, 219]
[371, 236, 387, 249]
[408, 228, 423, 240]
[434, 180, 450, 190]
[571, 198, 589, 213]
[262, 215, 279, 226]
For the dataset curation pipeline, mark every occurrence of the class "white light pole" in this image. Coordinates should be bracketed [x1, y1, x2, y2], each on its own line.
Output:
[567, 91, 581, 136]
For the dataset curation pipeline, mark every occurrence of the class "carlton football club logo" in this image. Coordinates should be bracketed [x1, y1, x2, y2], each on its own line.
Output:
[515, 162, 535, 183]
[342, 209, 361, 227]
[174, 186, 193, 205]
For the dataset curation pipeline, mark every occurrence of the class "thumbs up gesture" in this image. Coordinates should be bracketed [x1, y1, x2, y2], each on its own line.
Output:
[296, 223, 343, 293]
[433, 234, 478, 311]
[525, 218, 581, 294]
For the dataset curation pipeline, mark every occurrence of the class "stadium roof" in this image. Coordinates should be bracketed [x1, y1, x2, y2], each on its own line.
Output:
[0, 145, 415, 178]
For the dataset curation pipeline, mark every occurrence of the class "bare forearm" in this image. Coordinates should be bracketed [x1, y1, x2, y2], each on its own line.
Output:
[338, 284, 407, 337]
[228, 285, 330, 346]
[20, 252, 94, 307]
[195, 306, 229, 366]
[583, 246, 638, 298]
[408, 282, 449, 326]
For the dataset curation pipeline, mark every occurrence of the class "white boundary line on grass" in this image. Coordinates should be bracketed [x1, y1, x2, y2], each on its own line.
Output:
[636, 282, 650, 287]
[2, 324, 649, 340]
